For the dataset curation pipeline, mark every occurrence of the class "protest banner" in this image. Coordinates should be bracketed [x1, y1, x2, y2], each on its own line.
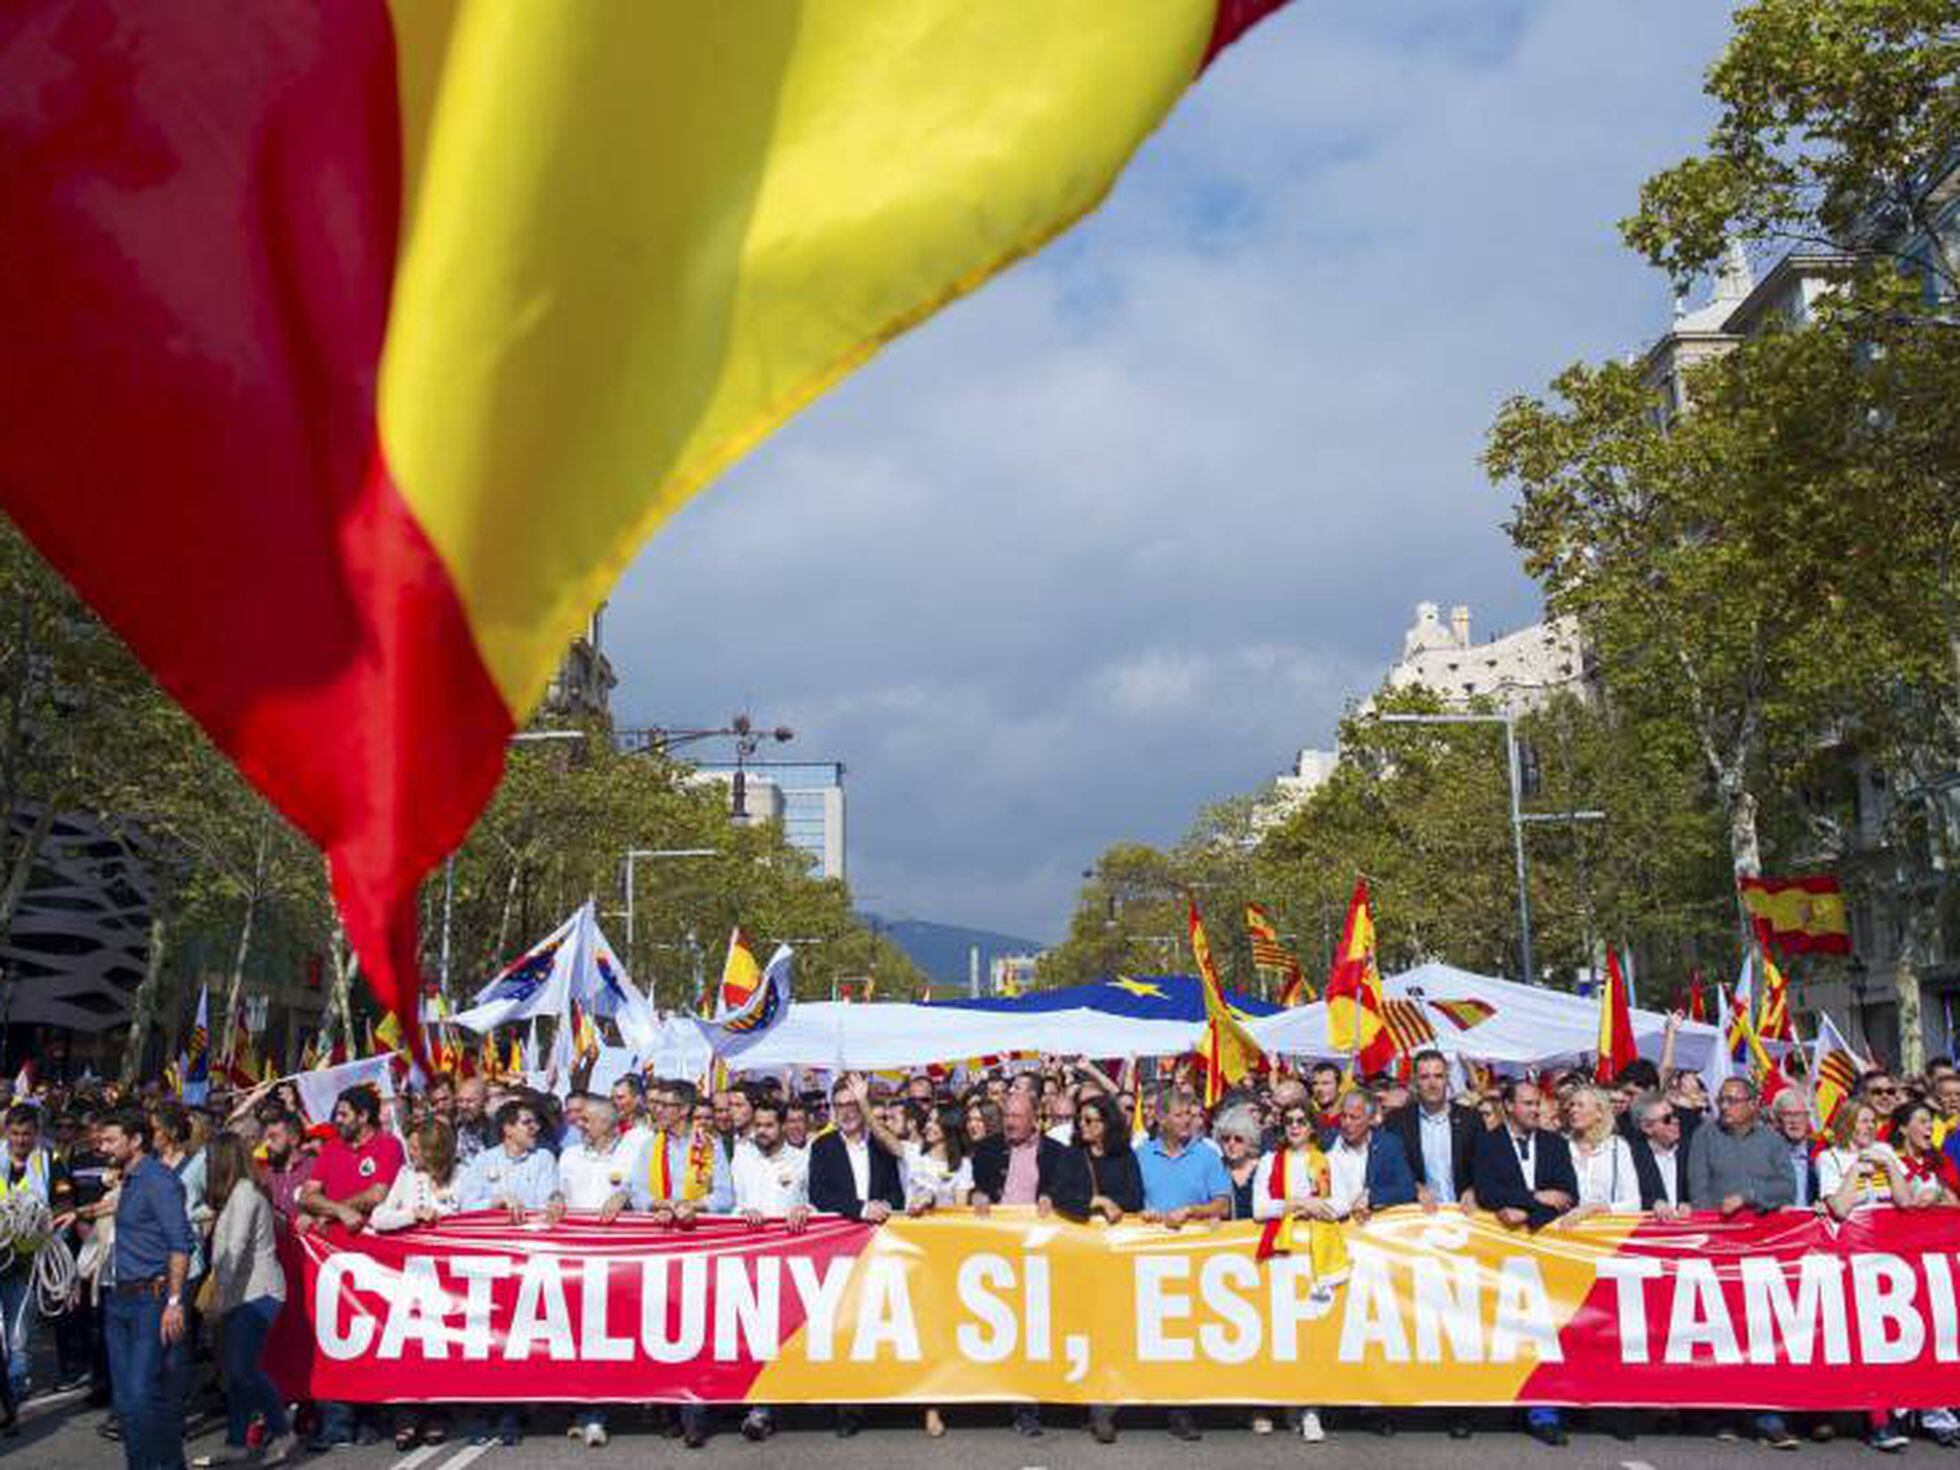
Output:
[271, 1208, 1960, 1407]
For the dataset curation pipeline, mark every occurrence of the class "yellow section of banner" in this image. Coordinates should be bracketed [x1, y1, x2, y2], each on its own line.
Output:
[751, 1209, 1637, 1404]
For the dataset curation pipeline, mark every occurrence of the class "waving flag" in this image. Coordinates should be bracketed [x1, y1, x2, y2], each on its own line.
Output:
[1739, 877, 1851, 956]
[716, 929, 762, 1016]
[1246, 903, 1313, 1006]
[184, 985, 211, 1104]
[1431, 998, 1495, 1032]
[1188, 900, 1263, 1104]
[1755, 941, 1796, 1044]
[1811, 1015, 1865, 1131]
[1595, 948, 1639, 1081]
[697, 945, 796, 1059]
[1325, 880, 1395, 1075]
[0, 3, 1295, 1064]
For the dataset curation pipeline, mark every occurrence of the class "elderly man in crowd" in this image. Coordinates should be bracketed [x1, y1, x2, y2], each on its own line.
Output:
[556, 1096, 639, 1448]
[1322, 1090, 1417, 1221]
[1135, 1086, 1229, 1443]
[1628, 1091, 1691, 1218]
[1768, 1090, 1820, 1209]
[1687, 1076, 1798, 1449]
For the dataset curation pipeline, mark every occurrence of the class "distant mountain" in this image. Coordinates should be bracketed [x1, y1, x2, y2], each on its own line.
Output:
[862, 915, 1045, 994]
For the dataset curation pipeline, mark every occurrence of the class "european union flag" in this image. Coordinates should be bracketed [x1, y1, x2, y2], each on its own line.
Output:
[942, 974, 1278, 1022]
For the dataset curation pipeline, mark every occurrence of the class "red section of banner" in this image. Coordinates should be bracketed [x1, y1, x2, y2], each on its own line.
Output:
[0, 4, 513, 1055]
[1524, 1211, 1960, 1410]
[269, 1213, 870, 1404]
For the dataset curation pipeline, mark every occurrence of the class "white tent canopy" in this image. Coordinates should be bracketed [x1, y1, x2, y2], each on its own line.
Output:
[1245, 961, 1722, 1071]
[593, 962, 1718, 1075]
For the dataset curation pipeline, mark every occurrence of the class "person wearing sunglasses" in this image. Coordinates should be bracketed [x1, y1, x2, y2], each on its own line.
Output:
[1628, 1093, 1690, 1220]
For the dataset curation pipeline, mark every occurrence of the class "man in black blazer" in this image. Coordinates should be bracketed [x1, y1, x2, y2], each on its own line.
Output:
[1384, 1049, 1481, 1208]
[805, 1076, 906, 1439]
[1627, 1090, 1691, 1217]
[807, 1076, 905, 1221]
[969, 1090, 1069, 1211]
[1469, 1078, 1579, 1446]
[1469, 1079, 1577, 1232]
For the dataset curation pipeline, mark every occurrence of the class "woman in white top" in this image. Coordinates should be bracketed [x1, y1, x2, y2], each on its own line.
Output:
[1560, 1086, 1640, 1220]
[897, 1105, 973, 1212]
[369, 1120, 462, 1234]
[1815, 1101, 1896, 1217]
[368, 1120, 462, 1453]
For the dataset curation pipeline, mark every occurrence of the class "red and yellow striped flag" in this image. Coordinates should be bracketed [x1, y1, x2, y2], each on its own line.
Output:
[1595, 947, 1638, 1080]
[1431, 998, 1496, 1031]
[1380, 998, 1436, 1056]
[0, 2, 1293, 1062]
[1245, 903, 1314, 1006]
[1756, 944, 1796, 1044]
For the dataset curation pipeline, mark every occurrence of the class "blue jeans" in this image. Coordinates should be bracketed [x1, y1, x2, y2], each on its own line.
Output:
[0, 1269, 31, 1398]
[220, 1296, 288, 1446]
[104, 1291, 187, 1470]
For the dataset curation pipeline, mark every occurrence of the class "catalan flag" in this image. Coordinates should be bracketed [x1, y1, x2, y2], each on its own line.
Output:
[1811, 1014, 1863, 1131]
[1739, 876, 1852, 956]
[1324, 880, 1395, 1076]
[1246, 903, 1313, 1006]
[0, 2, 1295, 1062]
[1380, 998, 1437, 1057]
[1188, 900, 1264, 1105]
[1756, 944, 1796, 1044]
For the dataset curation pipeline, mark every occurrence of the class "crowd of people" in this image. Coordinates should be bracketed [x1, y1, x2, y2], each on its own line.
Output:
[2, 1022, 1958, 1464]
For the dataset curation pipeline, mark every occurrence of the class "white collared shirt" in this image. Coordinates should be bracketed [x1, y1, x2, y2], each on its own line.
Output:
[556, 1134, 637, 1210]
[731, 1140, 809, 1215]
[1649, 1143, 1679, 1207]
[843, 1132, 871, 1201]
[1326, 1136, 1369, 1214]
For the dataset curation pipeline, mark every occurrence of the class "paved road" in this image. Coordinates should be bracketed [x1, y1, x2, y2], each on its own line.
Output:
[10, 1395, 1940, 1470]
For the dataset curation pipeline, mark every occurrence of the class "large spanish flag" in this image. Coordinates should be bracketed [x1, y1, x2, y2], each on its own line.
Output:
[0, 2, 1292, 1051]
[1324, 878, 1394, 1075]
[1738, 876, 1851, 956]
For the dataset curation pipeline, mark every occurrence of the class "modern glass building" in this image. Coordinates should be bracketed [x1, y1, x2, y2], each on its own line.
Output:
[693, 759, 847, 881]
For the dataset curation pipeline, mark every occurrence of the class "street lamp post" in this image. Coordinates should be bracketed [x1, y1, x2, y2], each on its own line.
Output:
[1376, 712, 1605, 986]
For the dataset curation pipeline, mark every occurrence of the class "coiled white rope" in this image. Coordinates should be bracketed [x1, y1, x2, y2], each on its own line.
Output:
[0, 1191, 78, 1317]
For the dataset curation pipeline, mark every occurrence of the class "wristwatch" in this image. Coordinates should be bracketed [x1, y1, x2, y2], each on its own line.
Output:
[165, 1294, 182, 1307]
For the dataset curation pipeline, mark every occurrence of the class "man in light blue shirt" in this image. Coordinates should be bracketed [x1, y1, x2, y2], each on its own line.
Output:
[456, 1100, 565, 1222]
[1135, 1088, 1231, 1226]
[627, 1080, 733, 1219]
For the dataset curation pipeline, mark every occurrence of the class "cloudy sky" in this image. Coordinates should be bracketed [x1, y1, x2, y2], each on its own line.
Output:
[608, 1, 1734, 944]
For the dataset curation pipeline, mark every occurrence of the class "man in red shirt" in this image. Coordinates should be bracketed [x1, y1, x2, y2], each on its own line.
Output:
[297, 1085, 403, 1236]
[296, 1086, 403, 1450]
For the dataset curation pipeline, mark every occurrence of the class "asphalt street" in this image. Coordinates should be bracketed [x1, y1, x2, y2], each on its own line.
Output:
[8, 1394, 1949, 1470]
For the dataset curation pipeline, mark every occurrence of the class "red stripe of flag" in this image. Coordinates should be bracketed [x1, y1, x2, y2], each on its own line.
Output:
[0, 6, 510, 1059]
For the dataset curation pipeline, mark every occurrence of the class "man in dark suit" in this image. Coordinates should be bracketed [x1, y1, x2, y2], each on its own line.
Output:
[807, 1075, 905, 1222]
[968, 1089, 1069, 1212]
[1470, 1078, 1578, 1446]
[805, 1075, 905, 1439]
[1627, 1091, 1691, 1217]
[1384, 1048, 1480, 1209]
[1470, 1078, 1577, 1232]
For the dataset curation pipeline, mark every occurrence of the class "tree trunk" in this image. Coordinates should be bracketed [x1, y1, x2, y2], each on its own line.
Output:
[122, 909, 170, 1085]
[219, 817, 272, 1071]
[0, 803, 55, 1034]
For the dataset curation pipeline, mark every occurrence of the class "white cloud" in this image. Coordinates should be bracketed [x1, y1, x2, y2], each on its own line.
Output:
[605, 0, 1732, 940]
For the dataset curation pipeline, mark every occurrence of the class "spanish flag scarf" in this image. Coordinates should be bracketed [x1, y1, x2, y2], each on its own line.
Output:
[646, 1128, 717, 1202]
[1254, 1143, 1350, 1284]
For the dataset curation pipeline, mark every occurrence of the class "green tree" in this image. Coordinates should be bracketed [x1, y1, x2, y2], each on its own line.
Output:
[1624, 0, 1960, 295]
